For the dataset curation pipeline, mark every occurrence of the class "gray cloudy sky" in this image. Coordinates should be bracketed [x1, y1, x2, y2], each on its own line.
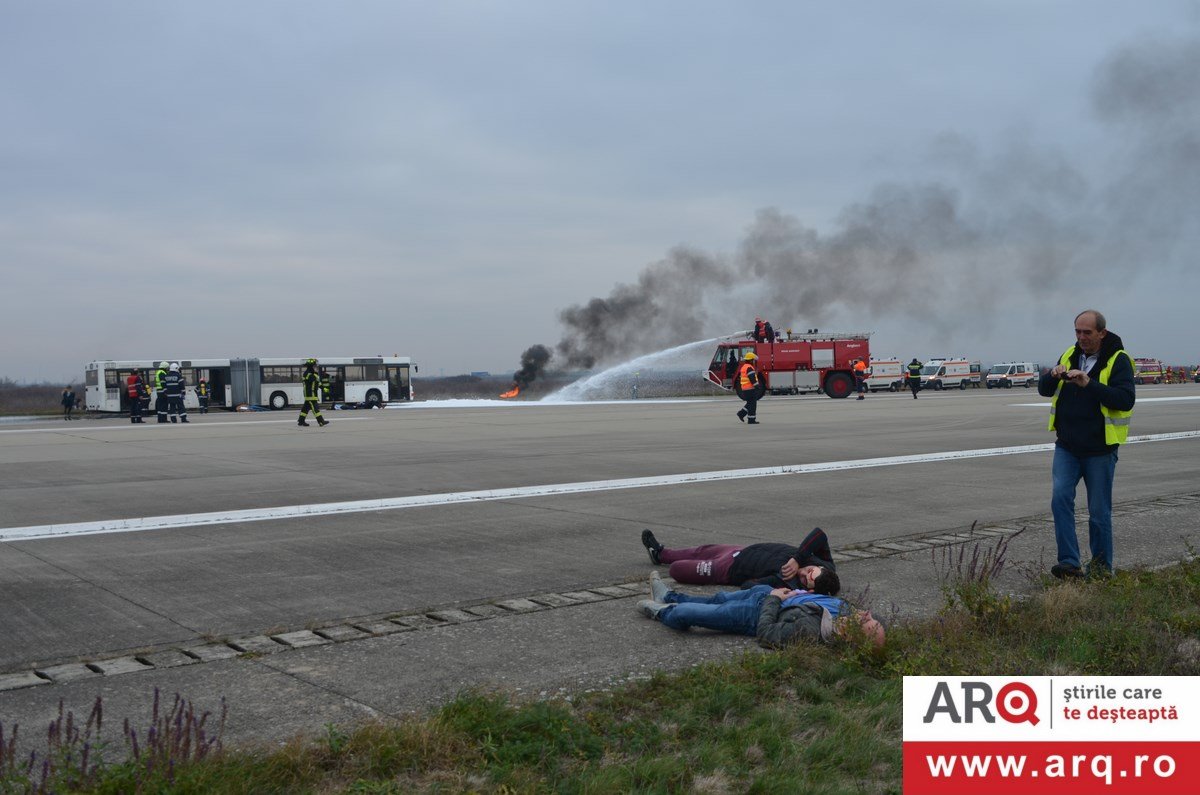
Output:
[3, 1, 1199, 383]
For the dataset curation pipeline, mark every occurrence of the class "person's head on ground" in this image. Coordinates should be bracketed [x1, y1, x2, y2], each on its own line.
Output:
[1074, 309, 1107, 356]
[835, 609, 886, 648]
[810, 566, 840, 596]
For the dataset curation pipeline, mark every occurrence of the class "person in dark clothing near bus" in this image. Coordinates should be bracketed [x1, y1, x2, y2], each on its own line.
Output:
[640, 527, 840, 595]
[196, 379, 210, 414]
[298, 358, 329, 427]
[1038, 309, 1135, 580]
[153, 361, 170, 422]
[126, 371, 145, 423]
[319, 368, 332, 404]
[907, 358, 923, 399]
[61, 386, 76, 420]
[735, 351, 765, 424]
[163, 363, 189, 423]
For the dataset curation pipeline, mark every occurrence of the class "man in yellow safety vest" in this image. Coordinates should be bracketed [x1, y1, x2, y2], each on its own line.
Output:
[1038, 309, 1135, 580]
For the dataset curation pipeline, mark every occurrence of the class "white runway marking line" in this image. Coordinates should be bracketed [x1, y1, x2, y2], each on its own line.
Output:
[4, 430, 1199, 543]
[0, 417, 376, 434]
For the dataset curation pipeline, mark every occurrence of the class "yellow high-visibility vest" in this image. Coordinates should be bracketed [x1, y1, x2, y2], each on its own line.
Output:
[1048, 346, 1133, 445]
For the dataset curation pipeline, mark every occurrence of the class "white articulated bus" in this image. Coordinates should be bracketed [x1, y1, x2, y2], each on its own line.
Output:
[84, 357, 416, 413]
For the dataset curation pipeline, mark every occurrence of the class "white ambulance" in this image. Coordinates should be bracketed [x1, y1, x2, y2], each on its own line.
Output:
[864, 358, 905, 392]
[919, 358, 983, 390]
[985, 362, 1040, 388]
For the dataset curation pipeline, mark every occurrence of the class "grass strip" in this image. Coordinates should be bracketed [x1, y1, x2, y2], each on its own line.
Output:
[2, 557, 1197, 794]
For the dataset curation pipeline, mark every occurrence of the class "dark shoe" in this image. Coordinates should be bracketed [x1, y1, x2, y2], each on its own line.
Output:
[736, 409, 747, 422]
[650, 571, 671, 602]
[641, 529, 663, 565]
[317, 418, 329, 427]
[170, 417, 177, 423]
[637, 599, 670, 620]
[856, 395, 864, 400]
[298, 418, 310, 427]
[1051, 563, 1085, 580]
[747, 418, 758, 424]
[181, 417, 189, 423]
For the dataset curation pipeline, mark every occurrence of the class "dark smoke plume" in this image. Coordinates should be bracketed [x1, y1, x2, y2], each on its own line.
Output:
[510, 344, 552, 390]
[547, 29, 1200, 370]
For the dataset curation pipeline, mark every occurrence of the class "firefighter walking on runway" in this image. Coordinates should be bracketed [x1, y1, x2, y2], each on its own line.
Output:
[298, 358, 330, 427]
[735, 351, 764, 425]
[907, 358, 923, 399]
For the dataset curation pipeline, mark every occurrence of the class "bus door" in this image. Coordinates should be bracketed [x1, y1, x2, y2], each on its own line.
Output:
[200, 368, 230, 407]
[331, 367, 347, 402]
[386, 365, 410, 400]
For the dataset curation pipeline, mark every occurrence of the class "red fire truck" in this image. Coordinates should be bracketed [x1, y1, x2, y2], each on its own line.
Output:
[704, 331, 871, 399]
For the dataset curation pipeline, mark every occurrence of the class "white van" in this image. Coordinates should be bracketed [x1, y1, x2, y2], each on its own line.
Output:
[920, 358, 983, 390]
[865, 358, 904, 392]
[986, 362, 1039, 389]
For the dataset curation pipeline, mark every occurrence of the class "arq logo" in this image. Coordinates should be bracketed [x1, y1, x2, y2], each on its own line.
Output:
[922, 680, 1039, 725]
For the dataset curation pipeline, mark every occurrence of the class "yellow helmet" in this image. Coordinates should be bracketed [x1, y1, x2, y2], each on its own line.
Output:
[743, 351, 758, 361]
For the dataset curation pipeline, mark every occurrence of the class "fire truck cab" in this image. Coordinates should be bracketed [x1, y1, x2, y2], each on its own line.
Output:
[704, 331, 871, 399]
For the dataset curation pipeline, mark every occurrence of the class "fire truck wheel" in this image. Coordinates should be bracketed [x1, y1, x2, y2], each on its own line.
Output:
[269, 391, 288, 410]
[823, 372, 854, 399]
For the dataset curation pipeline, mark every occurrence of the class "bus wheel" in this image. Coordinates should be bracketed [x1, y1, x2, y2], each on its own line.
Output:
[365, 389, 383, 407]
[823, 372, 854, 399]
[269, 391, 288, 410]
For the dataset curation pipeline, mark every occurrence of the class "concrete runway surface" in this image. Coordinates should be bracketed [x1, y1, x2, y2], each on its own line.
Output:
[2, 384, 1199, 749]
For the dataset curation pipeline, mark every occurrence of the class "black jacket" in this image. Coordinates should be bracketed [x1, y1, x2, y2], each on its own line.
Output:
[729, 542, 836, 587]
[1037, 330, 1135, 456]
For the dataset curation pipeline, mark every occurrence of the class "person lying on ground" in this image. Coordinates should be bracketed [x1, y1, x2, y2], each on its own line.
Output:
[636, 573, 885, 649]
[641, 526, 840, 595]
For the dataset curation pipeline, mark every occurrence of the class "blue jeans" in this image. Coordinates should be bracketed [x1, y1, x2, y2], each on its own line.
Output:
[658, 585, 772, 635]
[1051, 445, 1118, 570]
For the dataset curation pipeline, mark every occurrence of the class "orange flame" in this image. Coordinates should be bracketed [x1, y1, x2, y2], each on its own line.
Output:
[499, 385, 520, 399]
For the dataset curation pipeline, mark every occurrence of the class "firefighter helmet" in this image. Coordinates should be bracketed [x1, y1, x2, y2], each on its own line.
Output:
[169, 362, 180, 372]
[159, 361, 169, 369]
[306, 358, 317, 365]
[744, 352, 758, 361]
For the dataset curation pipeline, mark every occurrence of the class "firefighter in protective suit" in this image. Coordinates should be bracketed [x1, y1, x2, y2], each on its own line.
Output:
[163, 362, 189, 423]
[154, 361, 170, 422]
[298, 359, 329, 427]
[735, 351, 765, 425]
[319, 367, 332, 404]
[907, 358, 923, 399]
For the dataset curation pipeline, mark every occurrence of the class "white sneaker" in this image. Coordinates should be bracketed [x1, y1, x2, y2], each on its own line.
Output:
[649, 571, 671, 603]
